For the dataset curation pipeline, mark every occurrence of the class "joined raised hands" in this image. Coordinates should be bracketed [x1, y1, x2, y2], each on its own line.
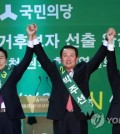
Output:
[106, 28, 116, 44]
[26, 24, 37, 40]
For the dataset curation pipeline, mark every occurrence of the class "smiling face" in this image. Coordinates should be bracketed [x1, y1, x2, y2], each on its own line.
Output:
[0, 51, 7, 70]
[61, 48, 78, 70]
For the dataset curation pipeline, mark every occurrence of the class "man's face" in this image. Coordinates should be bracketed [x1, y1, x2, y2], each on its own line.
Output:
[61, 48, 78, 70]
[0, 51, 6, 70]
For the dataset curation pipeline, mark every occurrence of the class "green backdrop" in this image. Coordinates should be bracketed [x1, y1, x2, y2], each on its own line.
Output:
[1, 0, 120, 133]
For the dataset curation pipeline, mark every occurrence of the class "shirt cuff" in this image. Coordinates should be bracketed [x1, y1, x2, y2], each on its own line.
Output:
[27, 40, 34, 48]
[33, 38, 39, 45]
[103, 40, 108, 47]
[107, 44, 114, 51]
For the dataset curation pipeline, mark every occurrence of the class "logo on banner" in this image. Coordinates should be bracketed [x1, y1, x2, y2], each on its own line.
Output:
[0, 4, 17, 21]
[91, 113, 105, 128]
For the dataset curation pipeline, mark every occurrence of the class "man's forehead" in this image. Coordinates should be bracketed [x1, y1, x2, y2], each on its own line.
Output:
[63, 48, 75, 52]
[0, 52, 5, 56]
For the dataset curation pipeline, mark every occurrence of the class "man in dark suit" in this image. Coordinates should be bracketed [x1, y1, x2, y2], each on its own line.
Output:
[106, 28, 120, 134]
[32, 24, 108, 134]
[0, 25, 36, 134]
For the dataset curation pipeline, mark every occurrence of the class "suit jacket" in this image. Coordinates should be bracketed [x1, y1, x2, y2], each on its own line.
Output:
[107, 50, 120, 119]
[0, 47, 33, 120]
[34, 43, 107, 120]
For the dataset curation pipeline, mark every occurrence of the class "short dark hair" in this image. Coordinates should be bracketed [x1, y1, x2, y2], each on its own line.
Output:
[60, 45, 78, 58]
[0, 47, 8, 59]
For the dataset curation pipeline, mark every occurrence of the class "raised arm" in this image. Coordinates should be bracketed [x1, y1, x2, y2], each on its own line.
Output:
[86, 40, 107, 76]
[106, 28, 119, 83]
[31, 24, 53, 74]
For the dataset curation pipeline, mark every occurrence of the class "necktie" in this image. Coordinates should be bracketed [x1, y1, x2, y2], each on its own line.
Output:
[66, 70, 73, 111]
[66, 95, 73, 111]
